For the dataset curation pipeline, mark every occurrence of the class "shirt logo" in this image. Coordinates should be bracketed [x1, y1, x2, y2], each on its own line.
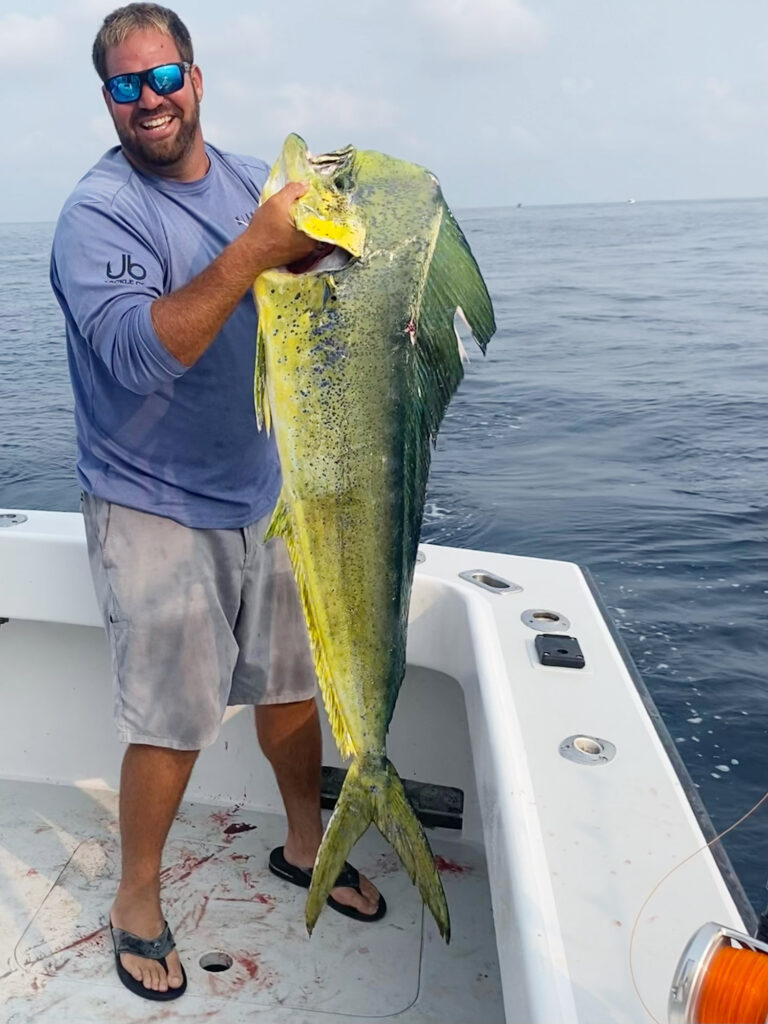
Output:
[106, 253, 147, 283]
[235, 210, 255, 228]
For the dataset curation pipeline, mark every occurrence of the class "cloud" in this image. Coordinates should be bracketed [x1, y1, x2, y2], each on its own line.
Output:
[272, 84, 397, 134]
[89, 112, 116, 147]
[0, 13, 61, 66]
[414, 0, 545, 60]
[196, 14, 273, 60]
[562, 77, 594, 98]
[480, 121, 540, 151]
[68, 0, 121, 21]
[211, 79, 397, 149]
[678, 76, 762, 144]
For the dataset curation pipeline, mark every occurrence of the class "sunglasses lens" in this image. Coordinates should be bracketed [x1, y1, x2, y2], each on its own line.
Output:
[108, 74, 140, 103]
[146, 64, 184, 95]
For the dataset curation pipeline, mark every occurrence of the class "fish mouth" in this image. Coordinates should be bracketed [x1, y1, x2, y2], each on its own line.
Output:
[287, 243, 352, 276]
[267, 136, 362, 276]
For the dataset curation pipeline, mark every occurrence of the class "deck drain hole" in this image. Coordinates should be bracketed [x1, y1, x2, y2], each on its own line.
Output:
[200, 952, 234, 972]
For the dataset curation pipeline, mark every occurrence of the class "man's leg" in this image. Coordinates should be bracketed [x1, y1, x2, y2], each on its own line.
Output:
[255, 698, 381, 916]
[110, 744, 198, 993]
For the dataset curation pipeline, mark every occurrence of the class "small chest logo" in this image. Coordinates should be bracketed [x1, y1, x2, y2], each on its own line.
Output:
[235, 210, 256, 229]
[106, 253, 147, 283]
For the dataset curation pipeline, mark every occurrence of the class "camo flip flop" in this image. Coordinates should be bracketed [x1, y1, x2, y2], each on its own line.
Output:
[109, 917, 187, 1001]
[269, 846, 387, 923]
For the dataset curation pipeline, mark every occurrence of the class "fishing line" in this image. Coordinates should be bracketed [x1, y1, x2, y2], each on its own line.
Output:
[628, 787, 768, 1024]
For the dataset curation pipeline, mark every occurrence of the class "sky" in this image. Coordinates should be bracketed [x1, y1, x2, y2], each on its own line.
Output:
[1, 0, 766, 221]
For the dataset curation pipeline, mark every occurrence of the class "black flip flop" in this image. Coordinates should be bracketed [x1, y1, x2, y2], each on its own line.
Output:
[269, 846, 387, 923]
[109, 918, 187, 1001]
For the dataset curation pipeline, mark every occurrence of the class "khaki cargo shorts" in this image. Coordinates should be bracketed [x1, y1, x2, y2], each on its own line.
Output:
[81, 494, 317, 750]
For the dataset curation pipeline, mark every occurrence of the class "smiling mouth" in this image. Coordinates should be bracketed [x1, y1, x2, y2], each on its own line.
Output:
[137, 114, 174, 132]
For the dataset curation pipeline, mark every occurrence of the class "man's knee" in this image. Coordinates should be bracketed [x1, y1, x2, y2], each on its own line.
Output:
[254, 698, 319, 756]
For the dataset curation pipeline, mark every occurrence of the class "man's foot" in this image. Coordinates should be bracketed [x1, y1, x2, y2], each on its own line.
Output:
[270, 846, 386, 922]
[110, 889, 186, 996]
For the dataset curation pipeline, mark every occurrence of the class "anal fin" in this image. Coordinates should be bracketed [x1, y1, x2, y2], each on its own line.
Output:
[266, 495, 355, 759]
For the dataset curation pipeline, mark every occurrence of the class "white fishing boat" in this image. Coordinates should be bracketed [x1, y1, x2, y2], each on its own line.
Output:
[0, 507, 761, 1023]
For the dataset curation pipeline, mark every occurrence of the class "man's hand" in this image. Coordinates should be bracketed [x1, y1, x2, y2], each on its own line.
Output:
[245, 182, 318, 272]
[150, 181, 321, 368]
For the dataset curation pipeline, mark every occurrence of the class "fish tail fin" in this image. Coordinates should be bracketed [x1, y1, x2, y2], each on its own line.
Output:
[306, 757, 450, 942]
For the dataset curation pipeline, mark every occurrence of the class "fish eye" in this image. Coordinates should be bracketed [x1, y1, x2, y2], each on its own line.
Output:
[333, 170, 353, 192]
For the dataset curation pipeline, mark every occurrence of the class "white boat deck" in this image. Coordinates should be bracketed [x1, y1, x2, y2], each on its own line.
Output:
[1, 779, 502, 1023]
[0, 509, 756, 1023]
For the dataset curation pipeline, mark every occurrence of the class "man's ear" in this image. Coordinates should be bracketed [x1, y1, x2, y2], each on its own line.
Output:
[101, 85, 111, 112]
[191, 64, 203, 102]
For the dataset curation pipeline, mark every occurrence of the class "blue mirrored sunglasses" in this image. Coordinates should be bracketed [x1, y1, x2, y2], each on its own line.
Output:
[104, 62, 191, 104]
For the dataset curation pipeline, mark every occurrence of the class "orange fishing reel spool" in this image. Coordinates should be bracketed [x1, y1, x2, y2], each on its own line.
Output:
[669, 922, 768, 1024]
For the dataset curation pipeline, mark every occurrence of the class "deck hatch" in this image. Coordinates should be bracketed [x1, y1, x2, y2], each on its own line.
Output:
[0, 512, 27, 527]
[458, 569, 522, 595]
[321, 765, 464, 829]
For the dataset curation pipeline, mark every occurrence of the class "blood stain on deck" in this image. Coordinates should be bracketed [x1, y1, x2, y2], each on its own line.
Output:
[209, 807, 241, 828]
[57, 926, 107, 955]
[160, 852, 215, 885]
[434, 855, 471, 875]
[374, 852, 400, 875]
[224, 822, 257, 837]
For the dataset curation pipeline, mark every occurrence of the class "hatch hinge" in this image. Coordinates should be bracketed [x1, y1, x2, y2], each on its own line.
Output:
[320, 765, 464, 830]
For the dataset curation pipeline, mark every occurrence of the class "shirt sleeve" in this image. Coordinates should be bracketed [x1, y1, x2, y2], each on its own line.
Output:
[50, 199, 187, 396]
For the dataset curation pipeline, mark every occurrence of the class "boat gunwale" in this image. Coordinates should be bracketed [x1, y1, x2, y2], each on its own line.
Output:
[580, 564, 758, 935]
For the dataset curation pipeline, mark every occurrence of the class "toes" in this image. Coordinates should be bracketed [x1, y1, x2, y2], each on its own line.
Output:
[360, 876, 379, 903]
[354, 873, 381, 913]
[123, 956, 144, 983]
[332, 872, 381, 915]
[167, 952, 184, 988]
[121, 953, 171, 991]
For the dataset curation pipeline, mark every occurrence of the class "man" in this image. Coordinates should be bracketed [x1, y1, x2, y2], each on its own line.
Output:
[50, 2, 383, 1003]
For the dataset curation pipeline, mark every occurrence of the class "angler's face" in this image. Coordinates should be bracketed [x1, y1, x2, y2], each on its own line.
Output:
[102, 29, 204, 178]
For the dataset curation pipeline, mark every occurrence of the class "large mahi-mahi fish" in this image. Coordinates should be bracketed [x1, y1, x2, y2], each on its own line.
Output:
[253, 135, 495, 942]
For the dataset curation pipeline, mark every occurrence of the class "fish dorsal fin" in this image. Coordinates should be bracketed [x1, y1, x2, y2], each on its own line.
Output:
[414, 203, 496, 441]
[265, 497, 355, 759]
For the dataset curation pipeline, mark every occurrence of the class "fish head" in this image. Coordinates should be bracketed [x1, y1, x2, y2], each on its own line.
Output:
[262, 133, 366, 262]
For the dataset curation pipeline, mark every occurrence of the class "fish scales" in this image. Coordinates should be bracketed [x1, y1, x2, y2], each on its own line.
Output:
[253, 135, 495, 942]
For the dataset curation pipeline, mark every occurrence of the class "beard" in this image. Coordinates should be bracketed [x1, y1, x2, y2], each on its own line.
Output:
[117, 93, 201, 171]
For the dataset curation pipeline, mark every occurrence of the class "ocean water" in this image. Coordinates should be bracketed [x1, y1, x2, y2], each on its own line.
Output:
[1, 199, 766, 914]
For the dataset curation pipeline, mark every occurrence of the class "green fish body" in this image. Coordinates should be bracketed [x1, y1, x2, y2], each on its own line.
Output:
[253, 135, 495, 942]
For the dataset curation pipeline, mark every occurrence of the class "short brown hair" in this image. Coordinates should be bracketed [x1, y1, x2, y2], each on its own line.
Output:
[92, 3, 194, 81]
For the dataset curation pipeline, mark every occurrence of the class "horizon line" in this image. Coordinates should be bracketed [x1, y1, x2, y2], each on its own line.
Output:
[2, 193, 767, 226]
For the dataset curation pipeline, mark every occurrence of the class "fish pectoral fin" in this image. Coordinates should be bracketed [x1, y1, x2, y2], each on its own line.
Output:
[264, 494, 289, 544]
[306, 758, 450, 942]
[265, 497, 355, 759]
[253, 311, 271, 433]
